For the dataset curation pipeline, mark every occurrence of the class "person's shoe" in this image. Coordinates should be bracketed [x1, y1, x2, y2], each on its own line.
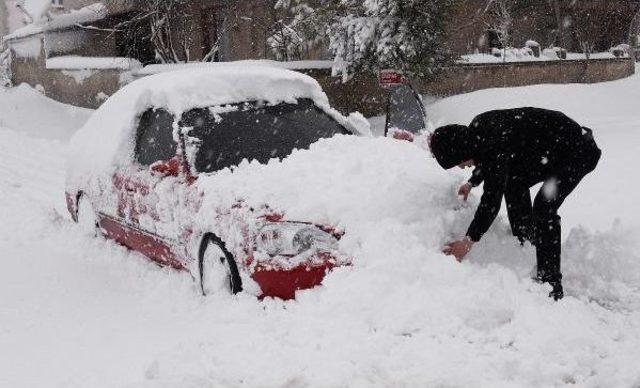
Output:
[548, 281, 564, 301]
[531, 269, 564, 301]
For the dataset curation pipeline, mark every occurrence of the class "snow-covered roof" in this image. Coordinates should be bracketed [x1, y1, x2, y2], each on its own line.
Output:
[46, 56, 142, 70]
[67, 65, 368, 185]
[3, 2, 107, 41]
[45, 3, 107, 31]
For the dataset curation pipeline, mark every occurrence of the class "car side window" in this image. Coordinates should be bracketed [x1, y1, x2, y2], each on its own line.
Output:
[134, 108, 177, 166]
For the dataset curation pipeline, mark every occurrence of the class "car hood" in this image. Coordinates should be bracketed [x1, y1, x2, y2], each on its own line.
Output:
[194, 135, 466, 239]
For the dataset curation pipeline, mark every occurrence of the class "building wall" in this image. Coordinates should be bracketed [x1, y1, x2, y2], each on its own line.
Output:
[45, 28, 117, 57]
[221, 0, 275, 61]
[10, 36, 132, 108]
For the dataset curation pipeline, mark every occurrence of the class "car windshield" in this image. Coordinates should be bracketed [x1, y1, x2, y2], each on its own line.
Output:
[181, 99, 349, 174]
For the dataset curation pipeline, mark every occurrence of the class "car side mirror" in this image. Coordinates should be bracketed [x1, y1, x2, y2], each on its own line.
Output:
[150, 157, 181, 177]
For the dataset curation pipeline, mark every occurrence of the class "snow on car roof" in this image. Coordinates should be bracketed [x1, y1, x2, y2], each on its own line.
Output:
[67, 65, 366, 187]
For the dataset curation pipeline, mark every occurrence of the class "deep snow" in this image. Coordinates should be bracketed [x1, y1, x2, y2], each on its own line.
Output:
[1, 72, 640, 388]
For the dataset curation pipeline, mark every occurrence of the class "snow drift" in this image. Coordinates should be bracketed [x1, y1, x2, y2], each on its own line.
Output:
[3, 72, 640, 387]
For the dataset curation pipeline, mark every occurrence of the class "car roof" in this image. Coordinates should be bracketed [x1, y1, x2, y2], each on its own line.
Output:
[120, 65, 331, 113]
[67, 65, 360, 186]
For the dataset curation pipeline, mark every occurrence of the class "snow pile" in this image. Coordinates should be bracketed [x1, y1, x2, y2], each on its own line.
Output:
[67, 66, 370, 191]
[0, 83, 91, 139]
[195, 134, 464, 250]
[138, 135, 640, 386]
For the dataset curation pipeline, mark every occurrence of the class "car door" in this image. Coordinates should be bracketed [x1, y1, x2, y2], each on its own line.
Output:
[384, 83, 427, 138]
[109, 108, 187, 268]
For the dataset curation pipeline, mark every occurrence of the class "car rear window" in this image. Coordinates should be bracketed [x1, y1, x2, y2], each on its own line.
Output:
[181, 99, 349, 173]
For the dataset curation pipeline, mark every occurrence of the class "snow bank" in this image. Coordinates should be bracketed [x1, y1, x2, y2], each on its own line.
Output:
[196, 134, 463, 245]
[0, 83, 92, 140]
[4, 64, 640, 387]
[67, 66, 369, 190]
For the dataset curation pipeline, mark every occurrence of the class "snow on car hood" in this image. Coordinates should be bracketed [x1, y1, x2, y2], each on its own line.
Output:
[194, 135, 469, 256]
[66, 65, 369, 189]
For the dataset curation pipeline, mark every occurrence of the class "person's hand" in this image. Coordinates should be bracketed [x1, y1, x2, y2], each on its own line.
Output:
[442, 237, 474, 262]
[457, 182, 472, 201]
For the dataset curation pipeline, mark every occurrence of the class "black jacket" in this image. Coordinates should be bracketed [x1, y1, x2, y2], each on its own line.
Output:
[458, 108, 598, 241]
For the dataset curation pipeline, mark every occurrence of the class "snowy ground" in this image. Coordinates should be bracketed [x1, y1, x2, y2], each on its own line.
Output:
[1, 71, 640, 387]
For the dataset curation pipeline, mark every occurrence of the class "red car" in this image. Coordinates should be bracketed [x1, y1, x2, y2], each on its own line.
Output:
[65, 66, 366, 299]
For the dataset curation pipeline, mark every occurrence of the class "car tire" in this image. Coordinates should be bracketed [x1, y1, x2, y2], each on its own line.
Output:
[198, 234, 242, 296]
[77, 194, 100, 237]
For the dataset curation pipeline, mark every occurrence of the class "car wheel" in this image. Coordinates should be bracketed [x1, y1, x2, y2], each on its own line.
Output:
[198, 234, 242, 296]
[77, 194, 100, 236]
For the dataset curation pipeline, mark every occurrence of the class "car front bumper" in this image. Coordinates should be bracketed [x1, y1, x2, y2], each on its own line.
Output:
[250, 252, 346, 300]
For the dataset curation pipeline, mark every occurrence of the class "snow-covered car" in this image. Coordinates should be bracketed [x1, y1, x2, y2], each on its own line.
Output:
[65, 66, 369, 299]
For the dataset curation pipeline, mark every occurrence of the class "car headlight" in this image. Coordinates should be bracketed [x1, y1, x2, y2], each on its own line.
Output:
[255, 223, 338, 257]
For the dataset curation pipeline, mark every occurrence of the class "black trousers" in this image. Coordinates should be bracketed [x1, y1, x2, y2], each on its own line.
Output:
[504, 134, 601, 282]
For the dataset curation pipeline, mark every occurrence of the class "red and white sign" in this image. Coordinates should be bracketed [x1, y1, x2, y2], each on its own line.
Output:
[378, 69, 405, 88]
